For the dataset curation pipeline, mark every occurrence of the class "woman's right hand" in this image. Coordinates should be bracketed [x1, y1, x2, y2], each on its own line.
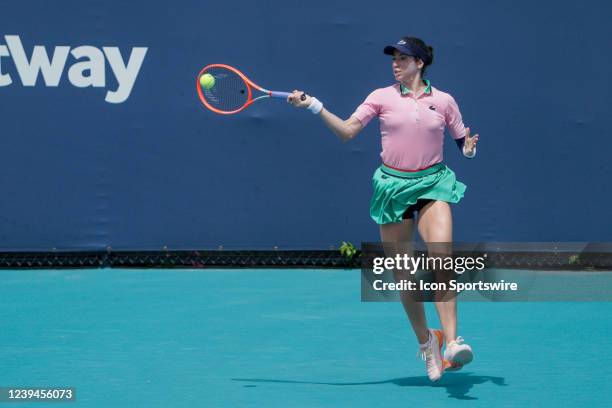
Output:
[287, 90, 312, 108]
[287, 90, 363, 141]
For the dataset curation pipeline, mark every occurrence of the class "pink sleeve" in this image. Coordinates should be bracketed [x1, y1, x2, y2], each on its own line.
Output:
[351, 91, 380, 127]
[445, 95, 467, 140]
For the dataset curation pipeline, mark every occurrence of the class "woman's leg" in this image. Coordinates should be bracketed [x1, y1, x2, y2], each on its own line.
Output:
[416, 200, 456, 343]
[379, 220, 429, 344]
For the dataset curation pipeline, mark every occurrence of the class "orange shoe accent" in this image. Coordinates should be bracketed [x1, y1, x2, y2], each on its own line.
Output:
[432, 329, 445, 358]
[432, 329, 444, 349]
[443, 358, 463, 371]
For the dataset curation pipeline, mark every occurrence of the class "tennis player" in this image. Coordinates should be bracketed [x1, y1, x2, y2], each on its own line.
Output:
[288, 37, 478, 382]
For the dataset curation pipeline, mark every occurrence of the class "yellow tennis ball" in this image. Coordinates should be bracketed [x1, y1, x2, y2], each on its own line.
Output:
[199, 73, 215, 89]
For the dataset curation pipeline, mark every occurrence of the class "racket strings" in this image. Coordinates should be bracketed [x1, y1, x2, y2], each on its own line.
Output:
[201, 67, 249, 112]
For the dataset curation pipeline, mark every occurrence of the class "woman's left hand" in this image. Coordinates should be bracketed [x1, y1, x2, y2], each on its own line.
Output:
[464, 127, 479, 156]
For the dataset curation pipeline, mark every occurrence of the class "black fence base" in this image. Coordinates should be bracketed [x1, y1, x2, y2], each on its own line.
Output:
[0, 248, 611, 270]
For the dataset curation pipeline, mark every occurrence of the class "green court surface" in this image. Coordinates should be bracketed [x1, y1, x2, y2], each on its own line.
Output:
[1, 268, 610, 407]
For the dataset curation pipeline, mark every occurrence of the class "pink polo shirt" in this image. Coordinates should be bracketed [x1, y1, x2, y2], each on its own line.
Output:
[351, 83, 466, 171]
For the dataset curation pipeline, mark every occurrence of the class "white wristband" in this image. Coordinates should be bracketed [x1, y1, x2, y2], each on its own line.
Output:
[307, 97, 323, 115]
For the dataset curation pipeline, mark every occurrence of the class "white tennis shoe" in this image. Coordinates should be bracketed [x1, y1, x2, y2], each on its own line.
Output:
[443, 336, 473, 371]
[418, 329, 444, 382]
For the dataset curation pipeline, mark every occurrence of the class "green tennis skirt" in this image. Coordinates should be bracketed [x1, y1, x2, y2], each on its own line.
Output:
[370, 163, 466, 224]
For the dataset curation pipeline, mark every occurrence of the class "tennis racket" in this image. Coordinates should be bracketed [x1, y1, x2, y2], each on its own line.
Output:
[196, 64, 305, 115]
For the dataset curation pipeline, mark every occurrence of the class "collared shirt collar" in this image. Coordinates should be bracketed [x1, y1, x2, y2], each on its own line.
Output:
[400, 79, 432, 96]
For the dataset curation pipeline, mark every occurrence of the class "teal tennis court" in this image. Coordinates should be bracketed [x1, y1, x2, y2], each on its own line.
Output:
[1, 268, 610, 407]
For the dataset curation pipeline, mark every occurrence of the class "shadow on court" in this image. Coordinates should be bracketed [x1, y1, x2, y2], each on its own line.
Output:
[233, 373, 506, 400]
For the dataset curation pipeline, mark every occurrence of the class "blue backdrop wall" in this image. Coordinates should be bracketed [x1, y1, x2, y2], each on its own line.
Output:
[0, 0, 610, 250]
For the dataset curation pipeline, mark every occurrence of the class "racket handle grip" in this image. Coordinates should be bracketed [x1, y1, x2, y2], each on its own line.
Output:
[270, 91, 291, 99]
